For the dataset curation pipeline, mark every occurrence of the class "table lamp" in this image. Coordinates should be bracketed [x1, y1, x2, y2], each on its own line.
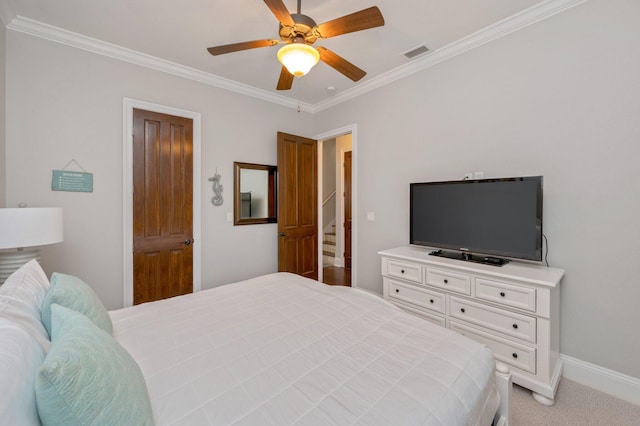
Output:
[0, 207, 64, 285]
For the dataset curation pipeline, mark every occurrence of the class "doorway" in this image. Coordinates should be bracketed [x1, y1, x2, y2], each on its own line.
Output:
[123, 99, 202, 308]
[319, 133, 353, 287]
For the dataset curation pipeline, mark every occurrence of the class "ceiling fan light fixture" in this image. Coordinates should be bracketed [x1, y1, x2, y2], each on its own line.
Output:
[277, 43, 319, 77]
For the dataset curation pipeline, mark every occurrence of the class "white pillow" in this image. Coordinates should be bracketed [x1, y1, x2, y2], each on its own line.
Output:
[0, 260, 52, 425]
[0, 317, 46, 425]
[0, 259, 51, 350]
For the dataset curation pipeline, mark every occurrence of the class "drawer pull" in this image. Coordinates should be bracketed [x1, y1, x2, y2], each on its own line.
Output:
[512, 324, 518, 329]
[444, 279, 449, 284]
[512, 353, 518, 359]
[500, 292, 506, 297]
[460, 308, 466, 313]
[429, 299, 434, 304]
[395, 289, 400, 293]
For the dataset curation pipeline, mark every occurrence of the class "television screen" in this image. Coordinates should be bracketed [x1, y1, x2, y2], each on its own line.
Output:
[410, 176, 543, 261]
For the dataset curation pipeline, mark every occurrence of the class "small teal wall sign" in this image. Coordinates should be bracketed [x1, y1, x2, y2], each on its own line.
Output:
[51, 159, 93, 193]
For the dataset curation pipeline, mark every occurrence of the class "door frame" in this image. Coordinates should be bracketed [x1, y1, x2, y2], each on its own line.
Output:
[314, 124, 357, 287]
[122, 98, 202, 307]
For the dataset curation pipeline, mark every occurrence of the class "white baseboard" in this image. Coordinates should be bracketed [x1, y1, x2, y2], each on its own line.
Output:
[561, 354, 640, 405]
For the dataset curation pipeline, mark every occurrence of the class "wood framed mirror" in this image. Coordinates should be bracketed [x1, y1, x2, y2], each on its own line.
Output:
[233, 162, 277, 225]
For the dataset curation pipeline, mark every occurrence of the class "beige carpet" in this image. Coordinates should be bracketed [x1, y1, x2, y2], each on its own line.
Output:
[511, 379, 640, 425]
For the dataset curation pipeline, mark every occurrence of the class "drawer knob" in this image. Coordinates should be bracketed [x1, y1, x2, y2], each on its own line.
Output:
[395, 289, 400, 293]
[429, 299, 434, 304]
[512, 353, 518, 359]
[500, 292, 506, 297]
[513, 324, 518, 329]
[401, 269, 405, 274]
[460, 308, 466, 313]
[444, 279, 449, 284]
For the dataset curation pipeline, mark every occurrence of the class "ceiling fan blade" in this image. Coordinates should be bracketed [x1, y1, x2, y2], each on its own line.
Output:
[207, 39, 279, 56]
[276, 66, 294, 90]
[317, 47, 366, 82]
[263, 0, 295, 26]
[315, 6, 384, 39]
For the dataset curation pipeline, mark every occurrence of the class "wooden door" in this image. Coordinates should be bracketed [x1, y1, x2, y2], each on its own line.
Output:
[277, 132, 318, 280]
[133, 108, 193, 304]
[344, 151, 352, 270]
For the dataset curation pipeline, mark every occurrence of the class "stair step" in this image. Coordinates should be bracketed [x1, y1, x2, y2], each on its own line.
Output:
[323, 250, 335, 257]
[323, 240, 336, 246]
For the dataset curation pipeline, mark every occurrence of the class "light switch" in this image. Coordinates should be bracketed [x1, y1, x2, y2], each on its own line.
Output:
[226, 212, 233, 222]
[367, 212, 375, 221]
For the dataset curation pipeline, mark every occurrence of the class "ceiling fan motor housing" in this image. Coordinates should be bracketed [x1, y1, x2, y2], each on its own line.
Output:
[279, 13, 318, 44]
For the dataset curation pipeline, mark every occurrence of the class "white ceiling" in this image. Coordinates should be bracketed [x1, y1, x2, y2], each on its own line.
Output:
[1, 0, 583, 109]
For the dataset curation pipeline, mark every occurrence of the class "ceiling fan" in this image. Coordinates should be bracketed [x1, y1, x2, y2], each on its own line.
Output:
[207, 0, 385, 90]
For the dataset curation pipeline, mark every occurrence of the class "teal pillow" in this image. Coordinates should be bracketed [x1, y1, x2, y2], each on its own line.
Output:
[41, 272, 112, 337]
[35, 304, 154, 426]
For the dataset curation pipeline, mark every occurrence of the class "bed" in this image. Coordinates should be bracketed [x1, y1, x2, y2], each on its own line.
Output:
[0, 261, 510, 425]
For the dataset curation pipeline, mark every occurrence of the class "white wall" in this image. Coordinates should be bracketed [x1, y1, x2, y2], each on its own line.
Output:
[5, 31, 313, 309]
[315, 0, 640, 379]
[0, 24, 5, 207]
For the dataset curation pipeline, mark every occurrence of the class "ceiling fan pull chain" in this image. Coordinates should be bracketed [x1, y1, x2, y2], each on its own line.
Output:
[297, 0, 302, 14]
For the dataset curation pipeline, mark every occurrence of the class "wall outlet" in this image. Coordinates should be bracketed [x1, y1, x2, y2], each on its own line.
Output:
[474, 171, 485, 179]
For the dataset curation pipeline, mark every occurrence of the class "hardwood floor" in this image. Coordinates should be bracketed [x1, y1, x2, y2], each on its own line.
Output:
[322, 266, 351, 286]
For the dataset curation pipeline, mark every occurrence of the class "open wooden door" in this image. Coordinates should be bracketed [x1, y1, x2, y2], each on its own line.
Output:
[132, 108, 193, 304]
[277, 132, 318, 280]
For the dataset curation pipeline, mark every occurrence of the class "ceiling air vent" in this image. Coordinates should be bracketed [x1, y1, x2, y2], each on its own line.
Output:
[403, 45, 430, 59]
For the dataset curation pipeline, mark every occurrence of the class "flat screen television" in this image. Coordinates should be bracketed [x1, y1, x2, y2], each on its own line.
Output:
[410, 176, 543, 264]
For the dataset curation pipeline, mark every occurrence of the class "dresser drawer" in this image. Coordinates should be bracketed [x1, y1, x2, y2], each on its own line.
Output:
[386, 259, 423, 284]
[388, 279, 446, 314]
[450, 297, 536, 343]
[426, 267, 471, 295]
[450, 321, 536, 374]
[475, 278, 536, 312]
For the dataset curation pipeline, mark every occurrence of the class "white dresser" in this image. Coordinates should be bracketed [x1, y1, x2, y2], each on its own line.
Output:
[379, 246, 564, 405]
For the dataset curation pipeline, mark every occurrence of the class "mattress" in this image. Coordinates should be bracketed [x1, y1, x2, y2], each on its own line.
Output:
[110, 273, 498, 425]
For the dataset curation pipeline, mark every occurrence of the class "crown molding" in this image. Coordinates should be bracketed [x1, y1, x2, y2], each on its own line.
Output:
[0, 1, 16, 27]
[310, 0, 588, 113]
[6, 0, 586, 114]
[6, 16, 314, 113]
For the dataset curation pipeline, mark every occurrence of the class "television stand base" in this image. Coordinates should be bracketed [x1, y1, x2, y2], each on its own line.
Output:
[428, 250, 510, 267]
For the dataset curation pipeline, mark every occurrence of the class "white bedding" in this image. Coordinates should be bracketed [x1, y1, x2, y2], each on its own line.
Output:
[110, 273, 498, 425]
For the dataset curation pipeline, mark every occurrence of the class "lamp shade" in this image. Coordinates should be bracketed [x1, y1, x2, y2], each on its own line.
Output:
[0, 208, 64, 249]
[277, 43, 320, 77]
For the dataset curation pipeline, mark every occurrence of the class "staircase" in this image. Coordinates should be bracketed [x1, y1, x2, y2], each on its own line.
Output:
[322, 225, 337, 267]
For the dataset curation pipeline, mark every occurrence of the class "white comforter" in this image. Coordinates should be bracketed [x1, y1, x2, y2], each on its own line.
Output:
[110, 273, 497, 425]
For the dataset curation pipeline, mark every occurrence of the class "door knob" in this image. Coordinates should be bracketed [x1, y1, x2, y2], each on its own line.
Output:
[278, 232, 286, 237]
[184, 239, 192, 246]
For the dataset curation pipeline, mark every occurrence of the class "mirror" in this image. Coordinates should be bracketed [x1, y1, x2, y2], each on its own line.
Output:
[233, 162, 277, 225]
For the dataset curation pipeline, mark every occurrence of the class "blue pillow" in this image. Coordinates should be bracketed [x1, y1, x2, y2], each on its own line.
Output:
[41, 272, 112, 337]
[35, 304, 154, 426]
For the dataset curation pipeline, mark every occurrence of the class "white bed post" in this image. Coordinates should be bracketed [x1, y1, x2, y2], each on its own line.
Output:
[494, 362, 512, 426]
